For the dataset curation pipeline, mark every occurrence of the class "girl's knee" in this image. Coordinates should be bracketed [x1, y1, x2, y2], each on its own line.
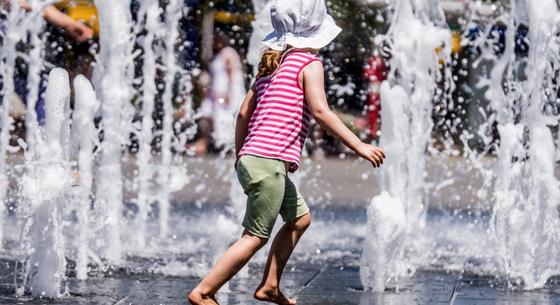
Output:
[290, 213, 312, 231]
[242, 229, 269, 248]
[257, 237, 269, 249]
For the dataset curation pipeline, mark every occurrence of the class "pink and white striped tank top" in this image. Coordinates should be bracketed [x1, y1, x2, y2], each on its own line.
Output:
[239, 51, 320, 172]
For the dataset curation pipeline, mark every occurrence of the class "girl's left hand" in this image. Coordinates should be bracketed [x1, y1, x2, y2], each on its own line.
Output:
[355, 142, 385, 168]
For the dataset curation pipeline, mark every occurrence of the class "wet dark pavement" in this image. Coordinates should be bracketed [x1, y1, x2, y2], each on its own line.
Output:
[2, 259, 560, 305]
[0, 204, 558, 305]
[2, 156, 560, 305]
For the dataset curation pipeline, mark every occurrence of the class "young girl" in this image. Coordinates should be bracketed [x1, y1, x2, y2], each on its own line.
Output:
[188, 0, 385, 304]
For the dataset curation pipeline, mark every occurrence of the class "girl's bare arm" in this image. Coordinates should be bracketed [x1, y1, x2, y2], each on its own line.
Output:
[10, 1, 93, 42]
[43, 5, 93, 42]
[303, 61, 385, 167]
[235, 85, 258, 159]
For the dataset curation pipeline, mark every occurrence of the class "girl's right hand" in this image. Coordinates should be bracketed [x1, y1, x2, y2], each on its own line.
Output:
[66, 21, 93, 43]
[303, 61, 385, 168]
[355, 142, 385, 168]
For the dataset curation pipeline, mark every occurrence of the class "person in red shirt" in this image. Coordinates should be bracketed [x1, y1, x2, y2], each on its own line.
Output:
[363, 54, 387, 141]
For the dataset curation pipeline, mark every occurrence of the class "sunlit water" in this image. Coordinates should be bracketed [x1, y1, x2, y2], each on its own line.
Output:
[361, 0, 560, 292]
[0, 0, 559, 299]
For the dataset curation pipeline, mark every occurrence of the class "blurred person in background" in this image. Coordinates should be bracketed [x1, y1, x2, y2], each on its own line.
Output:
[194, 31, 246, 155]
[188, 70, 213, 156]
[363, 53, 387, 141]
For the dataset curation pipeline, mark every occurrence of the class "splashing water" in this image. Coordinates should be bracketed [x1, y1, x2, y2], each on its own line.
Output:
[157, 0, 184, 239]
[0, 0, 195, 297]
[130, 0, 191, 250]
[0, 0, 36, 249]
[26, 1, 51, 147]
[17, 68, 71, 298]
[248, 0, 274, 75]
[361, 0, 560, 292]
[134, 0, 161, 250]
[487, 0, 560, 289]
[72, 75, 98, 281]
[92, 0, 135, 265]
[361, 0, 452, 292]
[1, 0, 560, 299]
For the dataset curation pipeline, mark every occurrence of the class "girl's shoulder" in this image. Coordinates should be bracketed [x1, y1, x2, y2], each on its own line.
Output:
[284, 50, 321, 62]
[254, 50, 320, 83]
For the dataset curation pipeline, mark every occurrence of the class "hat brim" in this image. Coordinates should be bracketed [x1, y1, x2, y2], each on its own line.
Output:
[262, 15, 342, 51]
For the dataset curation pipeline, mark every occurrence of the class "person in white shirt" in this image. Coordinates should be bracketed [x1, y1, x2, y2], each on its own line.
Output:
[195, 31, 246, 155]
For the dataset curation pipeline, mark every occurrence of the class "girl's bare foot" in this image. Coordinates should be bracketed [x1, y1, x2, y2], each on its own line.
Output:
[188, 288, 219, 305]
[254, 285, 296, 305]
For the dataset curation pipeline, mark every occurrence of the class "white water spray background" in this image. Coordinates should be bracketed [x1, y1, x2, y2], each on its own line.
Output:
[485, 0, 560, 289]
[361, 0, 453, 291]
[361, 0, 560, 292]
[0, 0, 559, 298]
[0, 0, 54, 255]
[16, 68, 71, 298]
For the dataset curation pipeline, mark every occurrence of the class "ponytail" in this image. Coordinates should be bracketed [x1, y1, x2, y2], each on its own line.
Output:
[258, 48, 283, 77]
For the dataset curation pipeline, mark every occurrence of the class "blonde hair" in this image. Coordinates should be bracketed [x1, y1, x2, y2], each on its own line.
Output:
[258, 48, 284, 77]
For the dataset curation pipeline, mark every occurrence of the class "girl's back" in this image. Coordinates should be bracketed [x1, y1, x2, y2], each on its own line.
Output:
[239, 51, 320, 172]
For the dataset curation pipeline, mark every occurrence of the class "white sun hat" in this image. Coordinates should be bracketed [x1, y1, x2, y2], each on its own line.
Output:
[262, 0, 342, 51]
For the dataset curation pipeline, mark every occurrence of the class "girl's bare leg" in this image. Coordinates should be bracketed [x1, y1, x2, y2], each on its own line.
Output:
[188, 230, 268, 305]
[255, 213, 312, 305]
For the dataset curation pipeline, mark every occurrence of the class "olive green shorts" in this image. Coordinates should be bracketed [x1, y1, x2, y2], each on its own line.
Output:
[236, 155, 310, 238]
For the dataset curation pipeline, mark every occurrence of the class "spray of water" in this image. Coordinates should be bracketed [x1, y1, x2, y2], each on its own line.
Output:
[156, 0, 183, 239]
[248, 0, 274, 75]
[0, 0, 193, 297]
[360, 0, 560, 291]
[133, 0, 161, 250]
[17, 68, 70, 298]
[1, 0, 560, 299]
[487, 0, 560, 289]
[361, 0, 451, 291]
[92, 0, 135, 265]
[72, 75, 98, 280]
[0, 1, 24, 250]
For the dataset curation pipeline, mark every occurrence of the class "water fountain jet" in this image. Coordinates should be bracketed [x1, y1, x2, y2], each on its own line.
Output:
[18, 68, 70, 298]
[92, 0, 135, 266]
[361, 0, 452, 291]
